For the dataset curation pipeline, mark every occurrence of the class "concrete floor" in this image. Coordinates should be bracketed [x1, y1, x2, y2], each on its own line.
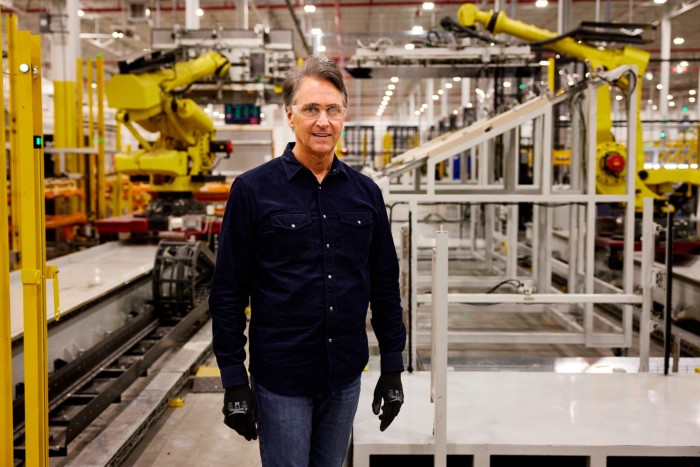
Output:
[123, 390, 262, 466]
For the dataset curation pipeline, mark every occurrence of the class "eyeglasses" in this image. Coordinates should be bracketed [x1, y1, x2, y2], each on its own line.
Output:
[292, 103, 347, 120]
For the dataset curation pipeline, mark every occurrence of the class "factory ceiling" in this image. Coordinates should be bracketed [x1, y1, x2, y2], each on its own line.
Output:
[8, 0, 700, 124]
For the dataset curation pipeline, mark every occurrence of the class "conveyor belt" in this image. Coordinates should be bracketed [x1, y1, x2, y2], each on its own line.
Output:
[11, 240, 215, 460]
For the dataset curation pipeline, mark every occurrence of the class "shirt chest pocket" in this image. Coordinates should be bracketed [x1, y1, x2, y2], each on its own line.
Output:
[339, 211, 374, 255]
[263, 212, 313, 262]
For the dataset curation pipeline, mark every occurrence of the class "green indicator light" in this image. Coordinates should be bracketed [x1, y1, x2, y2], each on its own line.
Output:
[662, 117, 668, 123]
[519, 84, 526, 90]
[98, 137, 104, 143]
[660, 132, 666, 139]
[683, 106, 688, 112]
[33, 135, 42, 148]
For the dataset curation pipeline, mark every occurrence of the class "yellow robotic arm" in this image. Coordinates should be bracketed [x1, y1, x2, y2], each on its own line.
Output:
[106, 50, 231, 193]
[457, 3, 683, 208]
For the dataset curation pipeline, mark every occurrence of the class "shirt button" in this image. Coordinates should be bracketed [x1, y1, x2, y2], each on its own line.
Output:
[357, 220, 361, 224]
[291, 224, 296, 228]
[325, 243, 330, 249]
[323, 214, 327, 219]
[329, 306, 334, 311]
[318, 186, 322, 190]
[328, 338, 333, 343]
[327, 274, 332, 279]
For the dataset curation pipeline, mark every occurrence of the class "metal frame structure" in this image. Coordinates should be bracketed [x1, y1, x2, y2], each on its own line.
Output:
[380, 66, 649, 378]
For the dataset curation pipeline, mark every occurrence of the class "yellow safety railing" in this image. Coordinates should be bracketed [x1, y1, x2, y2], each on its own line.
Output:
[14, 25, 50, 465]
[1, 10, 12, 466]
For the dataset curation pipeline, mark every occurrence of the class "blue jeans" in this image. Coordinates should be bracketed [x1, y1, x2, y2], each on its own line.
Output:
[252, 375, 361, 467]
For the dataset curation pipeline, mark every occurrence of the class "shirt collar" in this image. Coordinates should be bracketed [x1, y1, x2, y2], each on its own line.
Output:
[281, 142, 348, 181]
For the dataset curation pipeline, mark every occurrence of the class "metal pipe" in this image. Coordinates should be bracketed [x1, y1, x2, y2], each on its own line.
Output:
[284, 0, 311, 56]
[664, 206, 674, 375]
[431, 230, 448, 467]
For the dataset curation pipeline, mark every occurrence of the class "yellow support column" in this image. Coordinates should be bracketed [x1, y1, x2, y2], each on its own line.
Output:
[16, 31, 49, 466]
[548, 57, 555, 93]
[76, 58, 87, 216]
[113, 119, 123, 216]
[7, 13, 19, 269]
[0, 10, 15, 467]
[96, 53, 106, 219]
[87, 59, 96, 219]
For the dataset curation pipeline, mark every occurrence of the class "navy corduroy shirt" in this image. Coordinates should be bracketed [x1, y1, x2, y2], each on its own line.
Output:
[209, 143, 406, 396]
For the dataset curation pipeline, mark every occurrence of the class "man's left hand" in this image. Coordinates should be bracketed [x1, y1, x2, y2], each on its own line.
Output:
[371, 372, 404, 432]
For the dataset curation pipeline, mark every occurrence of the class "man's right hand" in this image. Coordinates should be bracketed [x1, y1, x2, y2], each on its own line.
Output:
[222, 384, 258, 440]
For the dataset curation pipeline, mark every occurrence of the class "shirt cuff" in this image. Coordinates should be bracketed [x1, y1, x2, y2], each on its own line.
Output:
[379, 351, 405, 373]
[220, 364, 250, 389]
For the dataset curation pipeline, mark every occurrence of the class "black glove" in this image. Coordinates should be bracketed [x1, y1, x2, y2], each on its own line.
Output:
[222, 384, 258, 440]
[371, 372, 404, 432]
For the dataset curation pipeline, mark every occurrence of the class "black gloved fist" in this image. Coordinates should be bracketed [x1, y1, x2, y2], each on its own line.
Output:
[371, 372, 404, 432]
[222, 384, 258, 441]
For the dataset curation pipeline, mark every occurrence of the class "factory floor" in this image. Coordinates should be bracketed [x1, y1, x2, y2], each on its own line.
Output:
[54, 254, 673, 466]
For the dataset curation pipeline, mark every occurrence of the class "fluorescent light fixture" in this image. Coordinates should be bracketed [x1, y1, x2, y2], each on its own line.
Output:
[77, 9, 85, 16]
[539, 60, 549, 66]
[304, 4, 316, 13]
[405, 43, 415, 50]
[388, 84, 396, 90]
[615, 95, 623, 101]
[691, 164, 699, 169]
[535, 0, 548, 7]
[652, 105, 658, 110]
[656, 84, 663, 90]
[673, 37, 684, 45]
[653, 0, 666, 4]
[422, 2, 435, 11]
[503, 81, 511, 88]
[645, 72, 653, 80]
[432, 95, 439, 100]
[690, 90, 697, 96]
[391, 77, 399, 83]
[466, 103, 473, 108]
[690, 97, 696, 103]
[669, 101, 676, 107]
[437, 89, 444, 95]
[311, 28, 323, 35]
[317, 45, 326, 52]
[196, 8, 204, 16]
[667, 94, 673, 100]
[414, 110, 421, 116]
[412, 25, 424, 34]
[679, 61, 689, 67]
[385, 90, 393, 96]
[453, 109, 459, 115]
[453, 76, 461, 81]
[445, 83, 453, 89]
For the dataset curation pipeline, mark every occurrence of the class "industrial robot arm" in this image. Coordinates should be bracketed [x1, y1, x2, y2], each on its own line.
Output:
[106, 50, 232, 194]
[455, 3, 695, 208]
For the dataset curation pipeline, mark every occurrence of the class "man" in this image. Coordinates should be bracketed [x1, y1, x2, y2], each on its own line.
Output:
[209, 56, 406, 467]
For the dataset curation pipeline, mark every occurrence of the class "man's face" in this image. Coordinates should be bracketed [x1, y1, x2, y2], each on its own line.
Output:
[286, 76, 345, 159]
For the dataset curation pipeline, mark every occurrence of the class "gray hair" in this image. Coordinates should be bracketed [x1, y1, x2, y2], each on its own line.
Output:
[282, 56, 348, 109]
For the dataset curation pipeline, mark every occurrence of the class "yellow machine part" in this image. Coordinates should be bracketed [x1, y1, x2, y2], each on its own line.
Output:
[456, 3, 663, 209]
[552, 149, 571, 166]
[115, 148, 188, 176]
